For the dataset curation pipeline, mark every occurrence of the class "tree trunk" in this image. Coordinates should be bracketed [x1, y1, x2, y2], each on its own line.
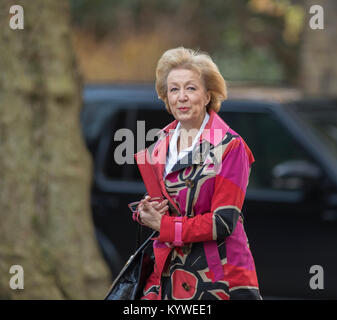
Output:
[299, 0, 337, 96]
[0, 0, 110, 299]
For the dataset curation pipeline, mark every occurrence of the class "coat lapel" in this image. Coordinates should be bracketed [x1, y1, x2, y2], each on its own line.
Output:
[163, 110, 230, 176]
[151, 128, 181, 215]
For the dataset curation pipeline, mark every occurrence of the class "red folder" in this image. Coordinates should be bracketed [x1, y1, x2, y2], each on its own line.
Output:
[134, 149, 163, 198]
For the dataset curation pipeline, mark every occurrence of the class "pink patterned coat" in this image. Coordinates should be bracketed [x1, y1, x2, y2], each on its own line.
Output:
[141, 110, 261, 300]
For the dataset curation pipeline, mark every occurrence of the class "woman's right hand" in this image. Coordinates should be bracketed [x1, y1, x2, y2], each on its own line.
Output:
[138, 197, 169, 231]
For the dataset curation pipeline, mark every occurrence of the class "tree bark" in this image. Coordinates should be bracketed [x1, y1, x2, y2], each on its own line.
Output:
[299, 0, 337, 96]
[0, 0, 110, 299]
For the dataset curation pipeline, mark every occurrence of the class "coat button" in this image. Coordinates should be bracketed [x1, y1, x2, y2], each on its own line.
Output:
[185, 179, 194, 188]
[182, 282, 190, 291]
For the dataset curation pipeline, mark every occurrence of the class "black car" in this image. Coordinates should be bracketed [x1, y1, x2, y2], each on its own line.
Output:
[81, 84, 337, 299]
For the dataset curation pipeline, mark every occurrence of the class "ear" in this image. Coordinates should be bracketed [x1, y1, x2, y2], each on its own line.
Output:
[205, 91, 211, 106]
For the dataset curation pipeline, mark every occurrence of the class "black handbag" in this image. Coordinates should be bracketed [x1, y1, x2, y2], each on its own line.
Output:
[104, 230, 156, 300]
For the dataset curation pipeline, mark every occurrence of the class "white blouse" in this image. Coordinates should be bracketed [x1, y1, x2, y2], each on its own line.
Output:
[164, 112, 210, 177]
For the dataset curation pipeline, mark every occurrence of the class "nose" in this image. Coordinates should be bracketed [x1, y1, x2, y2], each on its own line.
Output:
[178, 89, 188, 101]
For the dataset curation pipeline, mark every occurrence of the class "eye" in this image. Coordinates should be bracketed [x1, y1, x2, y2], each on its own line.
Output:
[169, 87, 178, 92]
[187, 86, 196, 90]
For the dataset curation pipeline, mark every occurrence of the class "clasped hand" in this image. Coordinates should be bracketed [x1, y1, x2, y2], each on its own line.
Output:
[138, 196, 169, 232]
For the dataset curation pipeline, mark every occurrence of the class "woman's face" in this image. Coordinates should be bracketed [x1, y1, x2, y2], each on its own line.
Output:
[166, 68, 210, 130]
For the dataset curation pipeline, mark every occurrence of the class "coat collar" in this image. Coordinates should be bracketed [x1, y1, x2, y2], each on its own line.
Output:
[152, 110, 230, 178]
[159, 110, 229, 146]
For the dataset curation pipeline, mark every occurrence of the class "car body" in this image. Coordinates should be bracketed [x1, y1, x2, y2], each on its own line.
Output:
[81, 84, 337, 299]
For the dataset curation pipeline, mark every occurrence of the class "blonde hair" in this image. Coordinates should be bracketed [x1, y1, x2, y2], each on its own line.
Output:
[155, 47, 227, 114]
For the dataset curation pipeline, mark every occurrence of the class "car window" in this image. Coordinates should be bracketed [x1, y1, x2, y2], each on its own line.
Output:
[219, 111, 316, 190]
[103, 109, 136, 180]
[104, 106, 172, 181]
[290, 105, 337, 163]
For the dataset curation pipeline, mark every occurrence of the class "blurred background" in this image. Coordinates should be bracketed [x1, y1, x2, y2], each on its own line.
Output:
[0, 0, 336, 299]
[70, 0, 336, 98]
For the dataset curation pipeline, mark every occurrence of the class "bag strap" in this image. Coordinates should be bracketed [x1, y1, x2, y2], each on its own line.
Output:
[135, 230, 157, 254]
[135, 223, 142, 251]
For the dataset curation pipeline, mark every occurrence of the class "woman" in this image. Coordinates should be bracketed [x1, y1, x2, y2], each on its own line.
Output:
[137, 47, 261, 300]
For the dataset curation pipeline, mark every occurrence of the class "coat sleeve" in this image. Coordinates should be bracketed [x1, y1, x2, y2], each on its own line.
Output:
[159, 137, 254, 244]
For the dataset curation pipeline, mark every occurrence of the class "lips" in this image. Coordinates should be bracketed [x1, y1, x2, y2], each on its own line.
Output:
[178, 106, 190, 112]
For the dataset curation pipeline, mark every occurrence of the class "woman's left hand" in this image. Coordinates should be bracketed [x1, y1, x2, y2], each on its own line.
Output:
[138, 197, 169, 232]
